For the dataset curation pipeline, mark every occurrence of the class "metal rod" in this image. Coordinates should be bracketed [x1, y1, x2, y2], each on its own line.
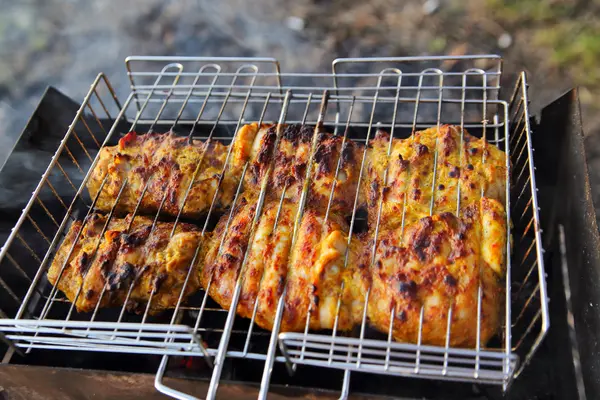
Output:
[130, 63, 184, 132]
[359, 70, 406, 370]
[427, 69, 444, 216]
[257, 91, 330, 400]
[456, 73, 468, 215]
[207, 90, 294, 400]
[82, 103, 105, 146]
[475, 69, 488, 379]
[442, 306, 453, 375]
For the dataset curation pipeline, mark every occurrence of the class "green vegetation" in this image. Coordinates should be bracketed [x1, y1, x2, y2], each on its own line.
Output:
[487, 0, 600, 89]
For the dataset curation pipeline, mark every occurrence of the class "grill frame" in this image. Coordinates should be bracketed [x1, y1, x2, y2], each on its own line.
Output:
[0, 55, 547, 399]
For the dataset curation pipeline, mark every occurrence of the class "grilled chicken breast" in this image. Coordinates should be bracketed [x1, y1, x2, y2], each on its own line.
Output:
[87, 124, 259, 218]
[201, 199, 366, 332]
[365, 197, 506, 347]
[360, 125, 507, 346]
[364, 125, 506, 230]
[47, 214, 204, 313]
[244, 124, 366, 214]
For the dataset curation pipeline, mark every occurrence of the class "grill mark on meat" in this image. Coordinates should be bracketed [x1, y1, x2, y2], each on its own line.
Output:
[312, 284, 319, 307]
[282, 124, 314, 143]
[224, 253, 239, 264]
[277, 275, 286, 297]
[299, 125, 315, 143]
[257, 127, 277, 166]
[397, 309, 407, 322]
[250, 164, 260, 185]
[415, 143, 429, 156]
[412, 188, 422, 201]
[441, 130, 456, 156]
[283, 125, 300, 141]
[444, 274, 457, 288]
[106, 263, 134, 292]
[77, 252, 89, 273]
[411, 217, 434, 262]
[438, 212, 455, 223]
[398, 154, 409, 170]
[284, 297, 301, 325]
[369, 180, 379, 206]
[341, 141, 354, 164]
[448, 166, 460, 178]
[154, 272, 168, 292]
[121, 227, 150, 249]
[313, 141, 330, 165]
[168, 168, 183, 208]
[398, 280, 418, 300]
[294, 162, 307, 181]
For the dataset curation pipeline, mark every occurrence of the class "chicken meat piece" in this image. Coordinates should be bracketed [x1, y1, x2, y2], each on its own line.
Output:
[364, 197, 506, 347]
[87, 124, 259, 218]
[364, 125, 506, 230]
[244, 124, 366, 215]
[47, 213, 204, 313]
[200, 199, 367, 332]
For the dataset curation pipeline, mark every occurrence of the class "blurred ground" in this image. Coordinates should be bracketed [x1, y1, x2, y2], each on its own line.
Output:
[0, 0, 599, 212]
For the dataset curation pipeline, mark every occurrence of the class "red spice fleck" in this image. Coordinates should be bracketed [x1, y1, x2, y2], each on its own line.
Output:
[119, 132, 137, 150]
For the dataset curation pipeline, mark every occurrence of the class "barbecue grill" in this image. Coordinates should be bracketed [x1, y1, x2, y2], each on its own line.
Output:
[0, 55, 592, 400]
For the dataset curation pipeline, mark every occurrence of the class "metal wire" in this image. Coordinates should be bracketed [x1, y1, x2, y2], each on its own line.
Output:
[0, 56, 547, 399]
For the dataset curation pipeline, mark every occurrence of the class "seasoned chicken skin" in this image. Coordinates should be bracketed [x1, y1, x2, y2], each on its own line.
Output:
[87, 124, 259, 218]
[47, 214, 204, 313]
[244, 124, 366, 214]
[201, 199, 366, 332]
[364, 197, 506, 347]
[358, 125, 507, 346]
[364, 125, 506, 230]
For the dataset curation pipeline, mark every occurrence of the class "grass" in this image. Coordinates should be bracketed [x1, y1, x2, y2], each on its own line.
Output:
[486, 0, 600, 90]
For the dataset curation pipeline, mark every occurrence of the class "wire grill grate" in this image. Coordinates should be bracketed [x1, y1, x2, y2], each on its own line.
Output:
[0, 56, 547, 399]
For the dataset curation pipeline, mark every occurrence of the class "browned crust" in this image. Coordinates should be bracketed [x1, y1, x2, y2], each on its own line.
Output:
[87, 124, 260, 218]
[47, 214, 204, 313]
